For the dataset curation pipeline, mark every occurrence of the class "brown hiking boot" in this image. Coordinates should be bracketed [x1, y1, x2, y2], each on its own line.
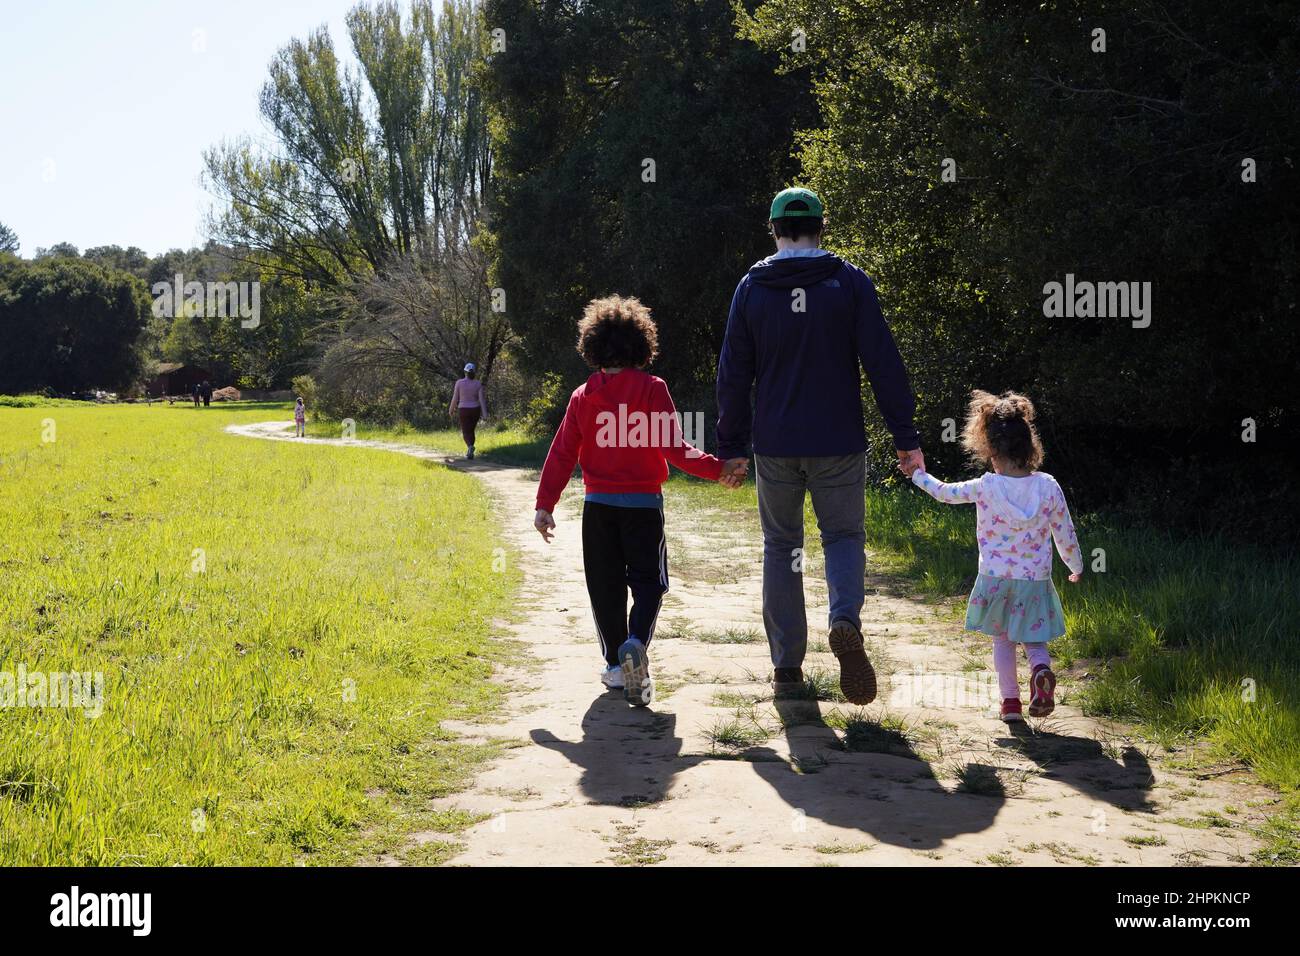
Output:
[771, 667, 805, 699]
[828, 620, 876, 705]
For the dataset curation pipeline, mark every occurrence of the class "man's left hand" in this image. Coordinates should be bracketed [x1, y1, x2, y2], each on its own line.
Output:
[719, 457, 749, 488]
[896, 447, 925, 476]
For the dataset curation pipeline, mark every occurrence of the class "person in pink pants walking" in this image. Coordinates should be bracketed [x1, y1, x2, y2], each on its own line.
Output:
[449, 363, 487, 459]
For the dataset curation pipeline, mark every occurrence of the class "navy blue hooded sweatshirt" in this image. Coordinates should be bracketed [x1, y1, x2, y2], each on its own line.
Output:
[715, 252, 920, 461]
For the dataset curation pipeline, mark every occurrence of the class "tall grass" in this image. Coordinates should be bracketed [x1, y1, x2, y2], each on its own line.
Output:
[0, 402, 515, 864]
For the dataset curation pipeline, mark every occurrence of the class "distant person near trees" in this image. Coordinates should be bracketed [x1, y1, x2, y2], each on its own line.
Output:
[201, 381, 212, 407]
[294, 397, 306, 438]
[192, 383, 201, 407]
[449, 362, 487, 459]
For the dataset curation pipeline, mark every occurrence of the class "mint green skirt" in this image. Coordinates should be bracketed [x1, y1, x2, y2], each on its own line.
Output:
[965, 574, 1066, 643]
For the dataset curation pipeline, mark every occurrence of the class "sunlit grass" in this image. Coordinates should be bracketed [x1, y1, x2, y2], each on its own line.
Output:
[0, 402, 515, 865]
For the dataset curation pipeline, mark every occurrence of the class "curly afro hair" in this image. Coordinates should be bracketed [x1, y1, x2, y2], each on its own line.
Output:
[576, 295, 659, 370]
[962, 389, 1045, 471]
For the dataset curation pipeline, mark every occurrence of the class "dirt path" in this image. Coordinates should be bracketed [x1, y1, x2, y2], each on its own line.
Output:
[230, 420, 1271, 866]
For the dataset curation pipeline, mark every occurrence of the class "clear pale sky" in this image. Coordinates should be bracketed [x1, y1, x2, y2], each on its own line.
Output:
[0, 0, 364, 257]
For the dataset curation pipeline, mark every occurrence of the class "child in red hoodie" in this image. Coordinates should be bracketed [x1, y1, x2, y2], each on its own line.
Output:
[534, 296, 747, 706]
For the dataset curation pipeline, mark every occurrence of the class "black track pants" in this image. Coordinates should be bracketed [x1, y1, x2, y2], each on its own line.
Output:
[581, 501, 668, 666]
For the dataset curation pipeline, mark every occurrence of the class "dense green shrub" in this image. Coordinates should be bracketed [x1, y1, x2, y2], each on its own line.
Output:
[740, 0, 1298, 535]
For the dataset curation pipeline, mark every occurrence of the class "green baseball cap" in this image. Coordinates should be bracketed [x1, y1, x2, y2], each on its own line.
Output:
[769, 187, 824, 220]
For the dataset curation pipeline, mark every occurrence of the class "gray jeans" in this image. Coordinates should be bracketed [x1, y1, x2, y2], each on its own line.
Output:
[754, 453, 866, 669]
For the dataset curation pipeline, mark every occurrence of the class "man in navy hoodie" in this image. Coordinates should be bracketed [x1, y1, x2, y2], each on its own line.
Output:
[716, 187, 925, 704]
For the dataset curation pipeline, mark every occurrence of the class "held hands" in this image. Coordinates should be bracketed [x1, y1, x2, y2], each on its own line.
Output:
[895, 447, 926, 477]
[534, 508, 556, 543]
[893, 443, 1081, 583]
[718, 457, 749, 489]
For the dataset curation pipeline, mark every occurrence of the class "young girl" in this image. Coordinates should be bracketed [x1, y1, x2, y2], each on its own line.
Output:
[449, 363, 487, 459]
[534, 295, 746, 707]
[293, 396, 306, 438]
[907, 390, 1082, 722]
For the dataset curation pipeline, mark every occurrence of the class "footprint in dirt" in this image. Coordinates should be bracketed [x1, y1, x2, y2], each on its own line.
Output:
[529, 693, 708, 808]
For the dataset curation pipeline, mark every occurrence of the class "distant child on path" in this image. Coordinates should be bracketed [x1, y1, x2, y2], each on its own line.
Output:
[534, 296, 747, 707]
[907, 390, 1083, 723]
[294, 396, 306, 437]
[450, 363, 487, 459]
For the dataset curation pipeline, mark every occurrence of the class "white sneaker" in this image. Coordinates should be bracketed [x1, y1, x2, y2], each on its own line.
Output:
[601, 665, 625, 689]
[618, 637, 652, 707]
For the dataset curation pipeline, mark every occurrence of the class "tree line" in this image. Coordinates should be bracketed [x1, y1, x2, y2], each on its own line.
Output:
[0, 237, 318, 394]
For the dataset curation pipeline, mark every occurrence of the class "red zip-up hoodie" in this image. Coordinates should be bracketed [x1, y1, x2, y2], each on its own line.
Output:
[535, 369, 724, 512]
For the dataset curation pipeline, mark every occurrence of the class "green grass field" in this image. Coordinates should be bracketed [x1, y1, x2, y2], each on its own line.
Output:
[0, 401, 514, 865]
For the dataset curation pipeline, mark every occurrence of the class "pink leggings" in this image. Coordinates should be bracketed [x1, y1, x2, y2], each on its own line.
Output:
[992, 634, 1051, 700]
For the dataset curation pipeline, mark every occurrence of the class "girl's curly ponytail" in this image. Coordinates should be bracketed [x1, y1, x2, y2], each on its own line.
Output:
[961, 389, 1045, 471]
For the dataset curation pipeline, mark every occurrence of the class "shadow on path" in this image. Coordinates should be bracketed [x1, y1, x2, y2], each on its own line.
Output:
[533, 694, 1007, 849]
[998, 723, 1157, 812]
[529, 694, 708, 808]
[742, 699, 1007, 850]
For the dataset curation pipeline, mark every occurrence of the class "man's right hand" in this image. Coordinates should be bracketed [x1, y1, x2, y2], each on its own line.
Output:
[896, 447, 925, 477]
